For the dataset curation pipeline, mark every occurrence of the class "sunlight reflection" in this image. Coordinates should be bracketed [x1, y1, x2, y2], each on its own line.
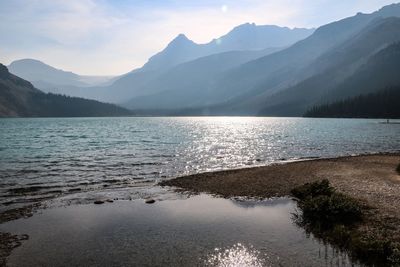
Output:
[206, 243, 267, 267]
[221, 5, 228, 13]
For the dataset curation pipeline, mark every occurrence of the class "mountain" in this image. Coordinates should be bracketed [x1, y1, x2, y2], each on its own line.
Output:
[0, 64, 131, 117]
[323, 41, 400, 101]
[257, 19, 400, 116]
[124, 3, 400, 112]
[304, 87, 400, 118]
[141, 24, 314, 71]
[8, 59, 116, 92]
[101, 24, 313, 104]
[7, 24, 311, 103]
[121, 47, 282, 108]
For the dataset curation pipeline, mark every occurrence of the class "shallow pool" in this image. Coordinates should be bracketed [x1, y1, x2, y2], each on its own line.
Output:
[0, 194, 359, 266]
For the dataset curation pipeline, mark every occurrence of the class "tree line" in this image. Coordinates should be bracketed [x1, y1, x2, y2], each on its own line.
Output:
[304, 87, 400, 119]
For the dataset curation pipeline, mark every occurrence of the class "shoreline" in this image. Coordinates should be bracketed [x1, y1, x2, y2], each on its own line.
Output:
[160, 152, 400, 199]
[160, 153, 400, 265]
[1, 152, 399, 265]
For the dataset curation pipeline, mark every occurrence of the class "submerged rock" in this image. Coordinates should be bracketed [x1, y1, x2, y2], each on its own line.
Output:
[94, 200, 104, 204]
[106, 199, 114, 203]
[145, 199, 156, 204]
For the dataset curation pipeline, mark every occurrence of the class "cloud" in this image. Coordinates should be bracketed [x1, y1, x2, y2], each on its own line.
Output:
[0, 0, 396, 75]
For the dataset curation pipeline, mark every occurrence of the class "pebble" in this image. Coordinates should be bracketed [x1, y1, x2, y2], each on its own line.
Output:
[145, 198, 156, 204]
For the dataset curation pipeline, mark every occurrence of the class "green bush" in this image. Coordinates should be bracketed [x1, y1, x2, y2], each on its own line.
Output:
[292, 179, 362, 225]
[291, 179, 334, 199]
[299, 193, 362, 224]
[291, 180, 400, 265]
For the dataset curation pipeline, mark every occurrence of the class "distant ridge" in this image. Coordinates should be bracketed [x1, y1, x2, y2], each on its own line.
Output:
[8, 59, 116, 93]
[0, 64, 131, 117]
[142, 24, 314, 71]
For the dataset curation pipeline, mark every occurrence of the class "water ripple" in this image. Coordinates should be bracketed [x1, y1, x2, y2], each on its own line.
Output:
[0, 117, 399, 208]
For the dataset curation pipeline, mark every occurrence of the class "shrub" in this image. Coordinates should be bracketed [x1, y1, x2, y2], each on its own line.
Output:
[292, 180, 362, 225]
[291, 179, 334, 199]
[299, 193, 362, 224]
[291, 180, 400, 265]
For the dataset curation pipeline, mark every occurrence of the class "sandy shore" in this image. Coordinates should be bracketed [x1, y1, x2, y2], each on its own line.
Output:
[161, 153, 399, 202]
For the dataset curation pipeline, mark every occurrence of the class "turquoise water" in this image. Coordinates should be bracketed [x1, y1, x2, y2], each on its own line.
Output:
[0, 117, 399, 208]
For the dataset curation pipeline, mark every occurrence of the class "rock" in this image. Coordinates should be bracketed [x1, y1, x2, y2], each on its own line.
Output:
[68, 188, 81, 192]
[106, 199, 114, 203]
[94, 200, 104, 204]
[145, 198, 155, 204]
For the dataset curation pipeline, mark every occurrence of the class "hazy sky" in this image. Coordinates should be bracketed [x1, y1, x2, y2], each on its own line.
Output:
[0, 0, 397, 75]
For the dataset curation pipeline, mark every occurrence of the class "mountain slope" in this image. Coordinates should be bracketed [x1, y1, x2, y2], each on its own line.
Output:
[257, 19, 400, 116]
[324, 41, 400, 101]
[216, 5, 400, 102]
[122, 47, 282, 108]
[0, 64, 131, 117]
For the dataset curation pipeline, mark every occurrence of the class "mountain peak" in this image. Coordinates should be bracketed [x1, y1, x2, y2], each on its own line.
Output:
[230, 23, 257, 32]
[10, 58, 46, 67]
[176, 33, 188, 39]
[170, 34, 192, 44]
[239, 22, 256, 27]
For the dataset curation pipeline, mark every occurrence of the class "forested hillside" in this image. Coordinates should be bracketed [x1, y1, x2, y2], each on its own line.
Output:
[0, 64, 131, 117]
[304, 87, 400, 118]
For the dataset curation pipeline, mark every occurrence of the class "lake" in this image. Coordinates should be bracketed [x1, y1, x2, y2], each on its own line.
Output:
[0, 117, 399, 266]
[1, 117, 399, 208]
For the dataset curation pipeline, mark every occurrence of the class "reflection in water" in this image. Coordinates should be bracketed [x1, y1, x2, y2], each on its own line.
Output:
[206, 243, 265, 267]
[0, 195, 359, 266]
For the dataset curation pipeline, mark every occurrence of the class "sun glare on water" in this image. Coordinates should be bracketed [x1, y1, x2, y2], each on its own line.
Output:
[206, 243, 267, 267]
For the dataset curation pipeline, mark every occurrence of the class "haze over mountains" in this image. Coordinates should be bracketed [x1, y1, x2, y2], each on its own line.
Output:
[8, 24, 313, 103]
[125, 3, 400, 115]
[0, 64, 130, 117]
[142, 24, 314, 71]
[4, 3, 400, 118]
[8, 59, 117, 95]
